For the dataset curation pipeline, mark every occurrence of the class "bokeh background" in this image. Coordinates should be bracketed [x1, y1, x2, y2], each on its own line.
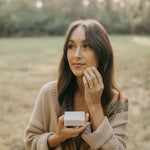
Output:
[0, 0, 150, 150]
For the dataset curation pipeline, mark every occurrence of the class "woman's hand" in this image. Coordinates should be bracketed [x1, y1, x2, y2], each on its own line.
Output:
[48, 113, 90, 148]
[56, 113, 89, 140]
[83, 66, 104, 108]
[83, 66, 105, 130]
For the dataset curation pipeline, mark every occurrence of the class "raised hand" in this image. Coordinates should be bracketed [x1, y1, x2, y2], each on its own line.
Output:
[83, 66, 104, 108]
[82, 66, 105, 130]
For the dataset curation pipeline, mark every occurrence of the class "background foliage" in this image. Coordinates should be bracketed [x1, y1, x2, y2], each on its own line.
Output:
[0, 0, 150, 36]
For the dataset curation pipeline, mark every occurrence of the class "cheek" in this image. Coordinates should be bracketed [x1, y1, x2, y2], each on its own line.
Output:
[93, 52, 99, 66]
[67, 51, 72, 66]
[86, 53, 98, 67]
[88, 60, 98, 67]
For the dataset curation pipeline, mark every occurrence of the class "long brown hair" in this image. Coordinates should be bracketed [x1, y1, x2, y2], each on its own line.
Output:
[57, 19, 120, 115]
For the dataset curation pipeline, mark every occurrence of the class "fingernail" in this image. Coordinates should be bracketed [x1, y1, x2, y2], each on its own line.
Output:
[87, 122, 91, 125]
[83, 77, 85, 82]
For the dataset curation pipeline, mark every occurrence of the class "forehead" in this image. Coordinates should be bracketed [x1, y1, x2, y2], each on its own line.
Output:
[69, 26, 86, 42]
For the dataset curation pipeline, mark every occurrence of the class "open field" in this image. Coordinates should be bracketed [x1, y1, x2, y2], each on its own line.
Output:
[0, 35, 150, 150]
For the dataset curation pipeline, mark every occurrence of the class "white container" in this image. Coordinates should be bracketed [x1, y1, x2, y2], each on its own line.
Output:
[64, 111, 85, 126]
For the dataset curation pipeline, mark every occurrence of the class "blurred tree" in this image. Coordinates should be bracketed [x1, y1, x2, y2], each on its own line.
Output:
[0, 0, 149, 36]
[105, 0, 112, 11]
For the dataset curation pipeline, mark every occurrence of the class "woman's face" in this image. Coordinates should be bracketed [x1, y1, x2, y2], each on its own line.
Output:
[67, 26, 98, 77]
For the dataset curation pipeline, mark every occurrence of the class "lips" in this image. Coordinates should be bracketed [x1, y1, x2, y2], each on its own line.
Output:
[73, 63, 85, 67]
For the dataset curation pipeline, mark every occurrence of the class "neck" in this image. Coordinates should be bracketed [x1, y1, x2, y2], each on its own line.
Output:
[76, 77, 84, 95]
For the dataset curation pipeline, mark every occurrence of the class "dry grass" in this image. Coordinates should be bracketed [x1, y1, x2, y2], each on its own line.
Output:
[0, 35, 149, 150]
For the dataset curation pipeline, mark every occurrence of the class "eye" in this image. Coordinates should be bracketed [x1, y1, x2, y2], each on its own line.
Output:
[83, 43, 90, 48]
[68, 44, 75, 49]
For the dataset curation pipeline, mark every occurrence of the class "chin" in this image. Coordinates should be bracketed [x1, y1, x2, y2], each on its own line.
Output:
[72, 70, 84, 77]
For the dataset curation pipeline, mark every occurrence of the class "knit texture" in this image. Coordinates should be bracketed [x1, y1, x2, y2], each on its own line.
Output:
[24, 80, 128, 150]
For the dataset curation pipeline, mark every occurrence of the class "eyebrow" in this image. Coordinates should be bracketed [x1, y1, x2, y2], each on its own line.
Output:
[68, 39, 88, 43]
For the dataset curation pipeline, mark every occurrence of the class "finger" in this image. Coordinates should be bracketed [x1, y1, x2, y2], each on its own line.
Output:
[91, 66, 103, 84]
[83, 76, 88, 89]
[58, 115, 64, 125]
[77, 122, 90, 132]
[71, 122, 89, 134]
[85, 112, 89, 122]
[67, 122, 90, 137]
[87, 67, 98, 87]
[84, 70, 93, 88]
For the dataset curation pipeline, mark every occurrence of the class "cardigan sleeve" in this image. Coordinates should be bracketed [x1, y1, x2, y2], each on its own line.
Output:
[81, 111, 128, 150]
[24, 86, 55, 150]
[81, 91, 128, 150]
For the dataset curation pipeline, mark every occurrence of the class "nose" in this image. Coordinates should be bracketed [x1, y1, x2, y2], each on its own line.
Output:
[74, 46, 82, 58]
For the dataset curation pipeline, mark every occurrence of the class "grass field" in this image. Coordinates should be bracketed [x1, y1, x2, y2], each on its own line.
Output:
[0, 35, 150, 150]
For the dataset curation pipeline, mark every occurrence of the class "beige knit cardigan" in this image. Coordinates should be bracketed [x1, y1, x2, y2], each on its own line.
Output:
[24, 80, 128, 150]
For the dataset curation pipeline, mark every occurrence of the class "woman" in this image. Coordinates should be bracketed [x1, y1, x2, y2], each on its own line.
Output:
[25, 19, 128, 150]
